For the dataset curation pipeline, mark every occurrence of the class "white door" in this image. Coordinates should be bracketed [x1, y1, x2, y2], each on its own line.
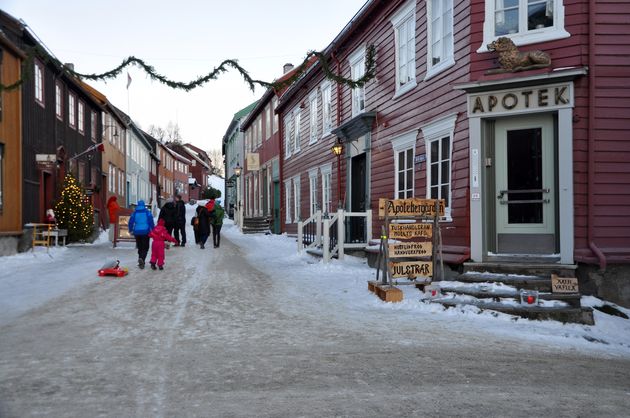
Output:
[495, 114, 556, 254]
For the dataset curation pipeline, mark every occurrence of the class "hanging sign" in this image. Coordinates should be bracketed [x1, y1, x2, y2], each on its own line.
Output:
[389, 261, 433, 278]
[246, 153, 260, 171]
[389, 242, 432, 258]
[378, 198, 445, 218]
[389, 223, 432, 239]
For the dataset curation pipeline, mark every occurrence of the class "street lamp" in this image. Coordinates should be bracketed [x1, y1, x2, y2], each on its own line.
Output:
[234, 163, 243, 228]
[331, 138, 344, 209]
[234, 163, 242, 177]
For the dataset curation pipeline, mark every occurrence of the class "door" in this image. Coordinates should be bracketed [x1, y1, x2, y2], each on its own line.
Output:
[349, 153, 367, 242]
[273, 182, 280, 234]
[495, 114, 556, 254]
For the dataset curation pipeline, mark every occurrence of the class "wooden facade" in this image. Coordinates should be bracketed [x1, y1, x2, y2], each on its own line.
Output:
[168, 143, 210, 201]
[0, 32, 24, 237]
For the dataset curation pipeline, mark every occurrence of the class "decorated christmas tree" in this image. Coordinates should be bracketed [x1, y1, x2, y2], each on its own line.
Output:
[54, 174, 94, 242]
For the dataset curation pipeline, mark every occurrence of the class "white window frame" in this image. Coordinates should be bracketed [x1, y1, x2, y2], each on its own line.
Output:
[272, 97, 279, 134]
[421, 113, 457, 220]
[309, 168, 319, 216]
[68, 93, 76, 129]
[349, 47, 366, 116]
[91, 111, 97, 142]
[284, 180, 292, 223]
[293, 108, 302, 153]
[391, 0, 417, 97]
[34, 60, 44, 106]
[320, 163, 332, 214]
[309, 92, 318, 144]
[292, 175, 301, 223]
[392, 130, 417, 199]
[284, 117, 292, 159]
[265, 104, 271, 140]
[425, 0, 455, 81]
[55, 82, 63, 119]
[78, 101, 85, 134]
[478, 0, 569, 52]
[321, 81, 333, 136]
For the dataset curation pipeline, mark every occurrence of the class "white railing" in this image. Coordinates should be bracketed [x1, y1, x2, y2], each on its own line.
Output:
[297, 209, 373, 263]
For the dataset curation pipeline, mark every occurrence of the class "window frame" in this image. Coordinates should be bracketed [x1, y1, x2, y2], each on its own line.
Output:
[392, 131, 417, 199]
[34, 60, 45, 107]
[293, 108, 301, 153]
[284, 116, 292, 159]
[478, 0, 569, 52]
[91, 111, 97, 142]
[308, 168, 319, 216]
[321, 81, 333, 136]
[284, 180, 292, 223]
[425, 0, 455, 81]
[320, 163, 332, 214]
[55, 81, 63, 120]
[78, 100, 85, 134]
[68, 92, 76, 129]
[421, 113, 457, 220]
[292, 175, 301, 223]
[390, 0, 417, 98]
[309, 92, 318, 144]
[348, 47, 367, 116]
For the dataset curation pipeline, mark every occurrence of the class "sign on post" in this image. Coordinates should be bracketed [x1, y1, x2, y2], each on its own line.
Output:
[379, 198, 445, 218]
[389, 261, 433, 279]
[389, 223, 432, 239]
[389, 242, 432, 258]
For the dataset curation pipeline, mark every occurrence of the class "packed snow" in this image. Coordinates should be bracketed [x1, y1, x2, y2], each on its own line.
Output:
[1, 200, 629, 358]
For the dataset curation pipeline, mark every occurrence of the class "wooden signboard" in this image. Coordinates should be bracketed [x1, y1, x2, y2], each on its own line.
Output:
[551, 274, 579, 294]
[389, 242, 432, 258]
[379, 198, 445, 218]
[113, 208, 135, 247]
[389, 261, 433, 279]
[389, 223, 432, 239]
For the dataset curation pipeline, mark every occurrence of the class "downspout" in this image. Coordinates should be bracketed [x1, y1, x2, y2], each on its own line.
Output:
[587, 0, 606, 271]
[277, 103, 285, 234]
[331, 51, 342, 128]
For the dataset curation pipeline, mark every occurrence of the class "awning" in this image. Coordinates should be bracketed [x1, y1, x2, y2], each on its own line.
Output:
[332, 111, 377, 142]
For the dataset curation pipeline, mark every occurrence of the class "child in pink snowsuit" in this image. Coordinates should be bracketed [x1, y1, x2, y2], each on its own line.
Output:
[149, 218, 177, 270]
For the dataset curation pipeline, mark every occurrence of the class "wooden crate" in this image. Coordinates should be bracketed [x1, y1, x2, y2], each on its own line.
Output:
[374, 284, 403, 303]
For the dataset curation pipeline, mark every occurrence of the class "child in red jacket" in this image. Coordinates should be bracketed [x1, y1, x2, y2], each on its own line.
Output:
[148, 218, 178, 270]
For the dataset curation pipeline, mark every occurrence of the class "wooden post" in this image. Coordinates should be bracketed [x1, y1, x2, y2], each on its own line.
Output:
[297, 219, 304, 253]
[316, 210, 322, 247]
[323, 217, 330, 263]
[337, 208, 345, 260]
[366, 209, 373, 245]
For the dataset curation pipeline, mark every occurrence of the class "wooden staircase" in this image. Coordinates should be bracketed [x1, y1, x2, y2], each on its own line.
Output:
[427, 262, 595, 325]
[242, 217, 270, 234]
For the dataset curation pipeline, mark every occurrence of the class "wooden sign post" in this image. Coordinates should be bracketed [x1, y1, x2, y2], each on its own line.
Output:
[370, 198, 445, 302]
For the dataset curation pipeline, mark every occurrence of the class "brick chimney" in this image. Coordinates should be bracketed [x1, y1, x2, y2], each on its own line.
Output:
[283, 63, 294, 74]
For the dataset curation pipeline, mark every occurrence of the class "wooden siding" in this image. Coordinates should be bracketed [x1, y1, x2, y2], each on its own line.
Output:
[0, 44, 22, 233]
[280, 0, 471, 249]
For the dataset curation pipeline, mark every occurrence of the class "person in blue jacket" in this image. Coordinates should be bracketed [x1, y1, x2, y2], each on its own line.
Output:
[128, 200, 155, 269]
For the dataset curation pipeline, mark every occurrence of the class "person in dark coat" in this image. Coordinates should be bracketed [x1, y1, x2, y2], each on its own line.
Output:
[173, 194, 187, 247]
[191, 215, 200, 244]
[158, 197, 177, 237]
[128, 200, 155, 269]
[210, 199, 225, 248]
[196, 204, 211, 249]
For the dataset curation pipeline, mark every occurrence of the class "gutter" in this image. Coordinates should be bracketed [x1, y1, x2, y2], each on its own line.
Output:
[587, 0, 606, 271]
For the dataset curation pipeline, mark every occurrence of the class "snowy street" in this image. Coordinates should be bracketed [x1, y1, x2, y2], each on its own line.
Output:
[1, 210, 630, 417]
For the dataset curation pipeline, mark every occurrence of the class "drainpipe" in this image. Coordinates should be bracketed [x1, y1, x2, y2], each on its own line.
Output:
[277, 101, 285, 234]
[331, 52, 342, 128]
[588, 0, 606, 271]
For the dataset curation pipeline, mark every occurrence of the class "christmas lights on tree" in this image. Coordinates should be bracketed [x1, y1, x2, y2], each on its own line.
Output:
[54, 174, 94, 242]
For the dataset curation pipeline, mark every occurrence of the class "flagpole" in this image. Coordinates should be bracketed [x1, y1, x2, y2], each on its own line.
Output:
[126, 72, 132, 116]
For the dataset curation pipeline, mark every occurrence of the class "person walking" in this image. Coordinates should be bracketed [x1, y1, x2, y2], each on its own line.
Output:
[148, 218, 178, 270]
[106, 195, 120, 242]
[211, 199, 225, 248]
[173, 194, 187, 247]
[158, 197, 177, 237]
[196, 204, 211, 249]
[128, 200, 155, 269]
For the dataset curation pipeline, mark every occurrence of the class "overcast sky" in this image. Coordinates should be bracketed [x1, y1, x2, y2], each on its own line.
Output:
[2, 0, 367, 155]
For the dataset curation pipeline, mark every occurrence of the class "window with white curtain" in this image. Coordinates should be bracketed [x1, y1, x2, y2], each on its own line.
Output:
[309, 169, 318, 216]
[293, 175, 301, 223]
[321, 82, 332, 135]
[309, 93, 318, 144]
[320, 164, 332, 214]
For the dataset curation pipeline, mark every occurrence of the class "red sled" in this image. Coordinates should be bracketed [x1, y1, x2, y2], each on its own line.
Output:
[98, 260, 129, 277]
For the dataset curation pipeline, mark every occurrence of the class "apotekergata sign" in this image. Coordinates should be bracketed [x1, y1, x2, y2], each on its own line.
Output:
[378, 198, 445, 218]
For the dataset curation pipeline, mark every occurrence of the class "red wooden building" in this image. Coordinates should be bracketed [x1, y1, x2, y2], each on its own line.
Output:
[278, 0, 630, 305]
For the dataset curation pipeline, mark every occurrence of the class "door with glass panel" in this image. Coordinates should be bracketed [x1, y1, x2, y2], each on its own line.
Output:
[495, 114, 556, 254]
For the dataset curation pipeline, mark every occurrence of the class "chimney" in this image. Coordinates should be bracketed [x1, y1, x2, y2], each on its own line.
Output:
[283, 63, 294, 74]
[65, 63, 74, 71]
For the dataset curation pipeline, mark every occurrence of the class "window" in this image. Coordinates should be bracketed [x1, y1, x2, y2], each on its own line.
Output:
[293, 109, 301, 153]
[349, 48, 366, 116]
[284, 117, 292, 159]
[320, 164, 332, 214]
[91, 111, 97, 142]
[321, 82, 332, 135]
[309, 169, 318, 216]
[421, 114, 457, 219]
[265, 105, 271, 140]
[0, 143, 4, 212]
[309, 93, 318, 144]
[109, 163, 114, 192]
[293, 175, 301, 223]
[391, 0, 417, 95]
[392, 131, 417, 199]
[34, 60, 44, 106]
[257, 117, 262, 148]
[273, 97, 279, 134]
[426, 0, 454, 80]
[285, 180, 292, 223]
[68, 93, 76, 128]
[479, 0, 569, 51]
[55, 82, 63, 119]
[78, 101, 85, 134]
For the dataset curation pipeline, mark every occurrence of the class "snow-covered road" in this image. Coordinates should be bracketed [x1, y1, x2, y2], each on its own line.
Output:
[1, 205, 629, 417]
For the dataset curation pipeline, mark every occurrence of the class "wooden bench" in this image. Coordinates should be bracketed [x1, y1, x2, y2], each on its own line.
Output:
[42, 228, 68, 246]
